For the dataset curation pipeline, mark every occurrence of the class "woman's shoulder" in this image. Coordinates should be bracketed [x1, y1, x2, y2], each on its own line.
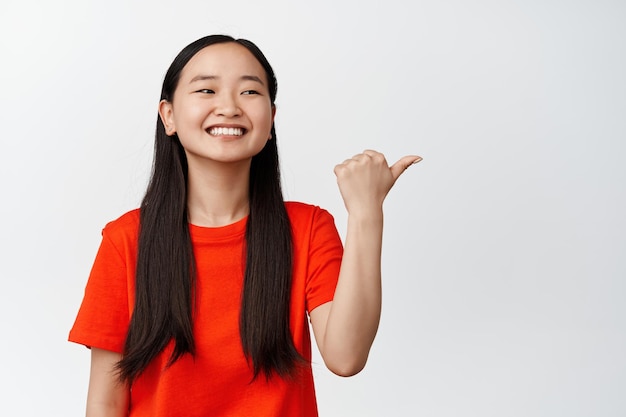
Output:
[285, 201, 338, 228]
[285, 201, 325, 218]
[285, 202, 343, 253]
[101, 208, 141, 236]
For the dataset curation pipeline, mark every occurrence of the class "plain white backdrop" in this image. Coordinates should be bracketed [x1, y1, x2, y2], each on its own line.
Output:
[1, 0, 624, 415]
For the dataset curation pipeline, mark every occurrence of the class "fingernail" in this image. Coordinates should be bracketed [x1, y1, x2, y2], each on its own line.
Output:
[411, 157, 423, 165]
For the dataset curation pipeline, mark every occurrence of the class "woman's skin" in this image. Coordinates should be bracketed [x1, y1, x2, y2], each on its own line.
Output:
[85, 42, 421, 416]
[87, 348, 129, 417]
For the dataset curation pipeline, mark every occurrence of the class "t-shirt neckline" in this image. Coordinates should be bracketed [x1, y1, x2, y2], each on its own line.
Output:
[188, 216, 248, 241]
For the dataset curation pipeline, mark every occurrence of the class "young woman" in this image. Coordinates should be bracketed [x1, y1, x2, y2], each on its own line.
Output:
[69, 34, 421, 417]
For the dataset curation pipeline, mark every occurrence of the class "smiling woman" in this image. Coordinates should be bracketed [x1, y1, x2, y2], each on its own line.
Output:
[68, 34, 420, 417]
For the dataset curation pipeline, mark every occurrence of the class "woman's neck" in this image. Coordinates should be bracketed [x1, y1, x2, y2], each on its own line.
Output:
[185, 159, 251, 227]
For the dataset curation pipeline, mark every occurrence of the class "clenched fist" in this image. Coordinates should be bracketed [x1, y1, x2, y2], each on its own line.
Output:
[334, 150, 421, 216]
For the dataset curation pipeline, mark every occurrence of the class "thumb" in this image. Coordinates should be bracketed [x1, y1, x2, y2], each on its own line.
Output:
[390, 155, 422, 181]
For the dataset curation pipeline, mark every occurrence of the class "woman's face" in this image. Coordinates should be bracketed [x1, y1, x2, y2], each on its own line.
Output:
[159, 42, 275, 166]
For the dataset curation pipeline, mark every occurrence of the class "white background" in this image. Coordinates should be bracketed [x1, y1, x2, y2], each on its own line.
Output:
[1, 0, 625, 416]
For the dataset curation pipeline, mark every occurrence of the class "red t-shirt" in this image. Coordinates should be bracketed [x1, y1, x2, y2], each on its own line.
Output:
[69, 202, 343, 417]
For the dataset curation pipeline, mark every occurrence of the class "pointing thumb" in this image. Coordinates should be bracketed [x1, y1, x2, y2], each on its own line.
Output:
[390, 155, 422, 182]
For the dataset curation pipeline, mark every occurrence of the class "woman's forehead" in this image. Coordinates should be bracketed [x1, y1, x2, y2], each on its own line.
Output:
[180, 42, 266, 82]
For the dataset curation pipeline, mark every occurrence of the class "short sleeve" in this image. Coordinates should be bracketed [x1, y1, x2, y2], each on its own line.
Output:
[305, 208, 343, 313]
[68, 226, 131, 353]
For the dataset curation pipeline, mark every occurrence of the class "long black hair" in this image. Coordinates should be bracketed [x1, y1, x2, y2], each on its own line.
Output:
[116, 35, 301, 383]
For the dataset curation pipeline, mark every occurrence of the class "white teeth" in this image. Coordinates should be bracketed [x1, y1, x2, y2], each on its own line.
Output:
[209, 127, 244, 136]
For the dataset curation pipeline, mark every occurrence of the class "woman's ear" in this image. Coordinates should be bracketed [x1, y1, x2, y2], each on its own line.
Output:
[269, 105, 276, 139]
[158, 100, 176, 136]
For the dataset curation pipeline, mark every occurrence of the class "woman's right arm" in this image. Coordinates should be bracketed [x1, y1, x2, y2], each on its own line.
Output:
[86, 348, 130, 417]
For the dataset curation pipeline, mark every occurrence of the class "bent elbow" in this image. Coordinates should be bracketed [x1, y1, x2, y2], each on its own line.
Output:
[325, 356, 368, 377]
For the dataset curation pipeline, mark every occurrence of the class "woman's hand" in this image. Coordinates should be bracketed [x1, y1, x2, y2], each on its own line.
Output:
[333, 150, 421, 215]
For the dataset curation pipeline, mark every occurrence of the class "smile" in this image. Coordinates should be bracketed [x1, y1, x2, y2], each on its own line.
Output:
[208, 127, 246, 136]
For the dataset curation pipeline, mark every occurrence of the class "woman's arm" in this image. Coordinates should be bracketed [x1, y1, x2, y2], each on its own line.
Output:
[86, 348, 130, 417]
[310, 150, 421, 377]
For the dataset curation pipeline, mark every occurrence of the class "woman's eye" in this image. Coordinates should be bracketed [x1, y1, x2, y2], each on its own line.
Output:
[197, 89, 215, 94]
[242, 90, 259, 95]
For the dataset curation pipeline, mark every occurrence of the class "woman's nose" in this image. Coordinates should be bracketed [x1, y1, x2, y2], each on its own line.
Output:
[214, 93, 242, 117]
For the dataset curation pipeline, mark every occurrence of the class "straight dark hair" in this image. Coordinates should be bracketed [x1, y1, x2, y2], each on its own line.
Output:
[116, 35, 301, 383]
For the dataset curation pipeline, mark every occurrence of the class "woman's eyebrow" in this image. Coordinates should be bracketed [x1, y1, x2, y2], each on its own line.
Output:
[240, 75, 265, 85]
[189, 74, 264, 85]
[189, 75, 217, 83]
